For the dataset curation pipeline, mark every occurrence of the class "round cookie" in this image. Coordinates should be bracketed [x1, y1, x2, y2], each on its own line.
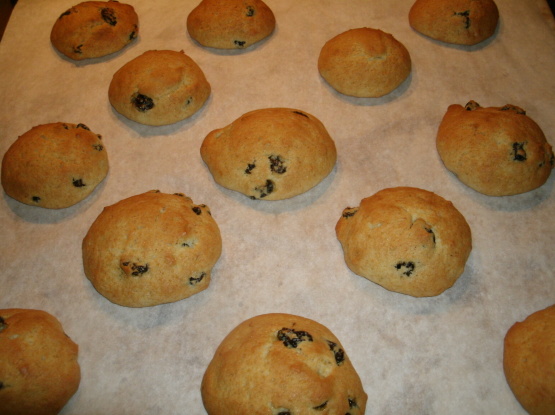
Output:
[108, 50, 211, 126]
[82, 190, 222, 307]
[336, 187, 472, 297]
[187, 0, 275, 49]
[201, 313, 368, 415]
[318, 27, 411, 98]
[436, 101, 554, 196]
[504, 305, 555, 415]
[409, 0, 498, 46]
[1, 122, 109, 209]
[0, 309, 80, 415]
[51, 0, 139, 60]
[200, 108, 337, 200]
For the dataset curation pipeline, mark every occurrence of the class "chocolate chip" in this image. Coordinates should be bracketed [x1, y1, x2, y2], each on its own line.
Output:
[464, 101, 480, 111]
[454, 10, 471, 29]
[313, 401, 328, 410]
[277, 327, 313, 348]
[132, 93, 154, 112]
[326, 340, 345, 365]
[246, 5, 255, 16]
[342, 208, 358, 219]
[32, 196, 41, 203]
[101, 8, 117, 26]
[269, 155, 286, 174]
[512, 142, 527, 161]
[72, 178, 86, 187]
[245, 163, 256, 174]
[395, 261, 415, 277]
[77, 123, 90, 130]
[192, 206, 202, 215]
[189, 272, 206, 285]
[292, 110, 308, 118]
[255, 180, 274, 198]
[234, 40, 246, 47]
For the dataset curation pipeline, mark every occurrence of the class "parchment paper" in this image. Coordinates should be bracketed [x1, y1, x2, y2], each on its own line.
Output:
[1, 0, 554, 414]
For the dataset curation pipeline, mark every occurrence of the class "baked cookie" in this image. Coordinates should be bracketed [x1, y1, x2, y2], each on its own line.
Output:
[318, 28, 411, 98]
[504, 305, 555, 415]
[409, 0, 498, 45]
[201, 313, 367, 415]
[108, 50, 211, 126]
[1, 122, 109, 209]
[201, 108, 337, 200]
[51, 0, 139, 60]
[0, 309, 80, 415]
[437, 101, 554, 196]
[187, 0, 275, 49]
[82, 190, 222, 307]
[336, 187, 472, 297]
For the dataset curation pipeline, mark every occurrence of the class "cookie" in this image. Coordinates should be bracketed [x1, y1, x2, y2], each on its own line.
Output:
[50, 0, 139, 60]
[187, 0, 275, 49]
[1, 122, 109, 209]
[336, 187, 472, 297]
[82, 190, 222, 307]
[201, 313, 367, 415]
[409, 0, 499, 45]
[318, 27, 411, 98]
[108, 50, 211, 126]
[436, 101, 554, 196]
[0, 309, 80, 415]
[201, 108, 337, 200]
[504, 305, 555, 415]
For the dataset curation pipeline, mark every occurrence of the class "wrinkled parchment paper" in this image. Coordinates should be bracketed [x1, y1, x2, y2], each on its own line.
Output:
[1, 0, 554, 413]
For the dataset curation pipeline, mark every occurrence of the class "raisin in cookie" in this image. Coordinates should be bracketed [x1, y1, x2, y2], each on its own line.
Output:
[201, 313, 367, 415]
[0, 309, 80, 415]
[51, 0, 139, 60]
[187, 0, 275, 49]
[108, 50, 211, 126]
[1, 122, 109, 209]
[409, 0, 498, 45]
[437, 101, 554, 196]
[201, 108, 337, 200]
[336, 187, 472, 297]
[504, 305, 555, 415]
[82, 190, 222, 307]
[318, 27, 411, 98]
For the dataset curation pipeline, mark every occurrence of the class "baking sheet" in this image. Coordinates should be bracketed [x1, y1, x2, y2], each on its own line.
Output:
[1, 0, 554, 414]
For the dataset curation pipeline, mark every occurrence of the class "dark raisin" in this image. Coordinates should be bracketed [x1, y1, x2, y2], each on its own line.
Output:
[101, 8, 117, 26]
[292, 110, 308, 118]
[74, 44, 83, 54]
[454, 10, 471, 29]
[130, 25, 138, 40]
[174, 193, 185, 197]
[189, 272, 206, 285]
[342, 208, 358, 218]
[255, 180, 274, 198]
[269, 155, 287, 174]
[77, 123, 90, 130]
[464, 101, 480, 111]
[72, 178, 86, 187]
[277, 412, 291, 415]
[512, 142, 527, 161]
[234, 40, 246, 47]
[32, 196, 41, 203]
[313, 401, 328, 410]
[395, 261, 415, 277]
[125, 263, 149, 276]
[501, 105, 526, 115]
[0, 316, 6, 331]
[550, 153, 554, 167]
[93, 144, 104, 151]
[59, 9, 72, 19]
[246, 5, 255, 16]
[192, 206, 202, 215]
[424, 227, 436, 244]
[277, 327, 313, 348]
[245, 163, 256, 174]
[0, 381, 4, 389]
[326, 340, 345, 365]
[132, 94, 155, 112]
[348, 398, 358, 409]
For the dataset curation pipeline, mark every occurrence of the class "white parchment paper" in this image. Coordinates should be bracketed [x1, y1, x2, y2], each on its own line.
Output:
[0, 0, 554, 414]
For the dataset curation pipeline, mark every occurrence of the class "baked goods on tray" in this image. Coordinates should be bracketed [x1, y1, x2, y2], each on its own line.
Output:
[201, 108, 337, 200]
[0, 309, 81, 415]
[108, 50, 211, 126]
[51, 0, 139, 60]
[436, 101, 554, 196]
[201, 313, 367, 415]
[336, 187, 472, 297]
[318, 27, 411, 98]
[82, 190, 222, 307]
[1, 122, 109, 209]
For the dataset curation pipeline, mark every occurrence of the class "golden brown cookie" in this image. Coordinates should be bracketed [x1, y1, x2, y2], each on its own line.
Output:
[201, 108, 337, 200]
[336, 187, 472, 297]
[0, 309, 80, 415]
[504, 304, 555, 415]
[187, 0, 275, 49]
[108, 50, 211, 126]
[82, 190, 222, 307]
[409, 0, 498, 45]
[436, 101, 554, 196]
[318, 27, 411, 98]
[1, 122, 109, 209]
[201, 313, 367, 415]
[51, 0, 139, 60]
